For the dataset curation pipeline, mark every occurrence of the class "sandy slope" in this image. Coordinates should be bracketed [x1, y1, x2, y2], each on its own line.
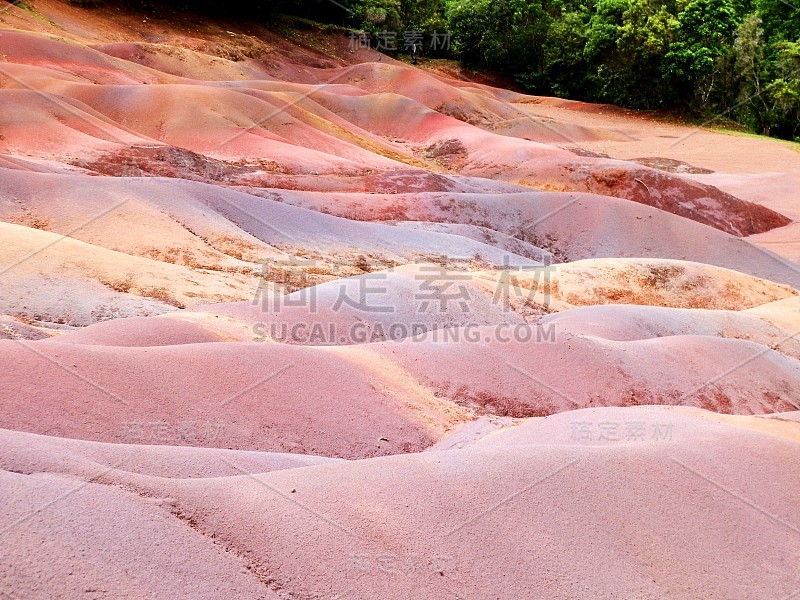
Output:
[270, 188, 800, 286]
[0, 336, 473, 457]
[1, 0, 800, 597]
[0, 221, 256, 324]
[1, 407, 798, 599]
[1, 320, 798, 460]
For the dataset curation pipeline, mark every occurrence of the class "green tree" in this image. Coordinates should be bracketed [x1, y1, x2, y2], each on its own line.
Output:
[662, 0, 739, 110]
[755, 0, 800, 43]
[446, 0, 552, 72]
[400, 0, 448, 31]
[439, 0, 798, 140]
[584, 0, 678, 107]
[349, 0, 402, 32]
[540, 10, 591, 97]
[769, 41, 800, 138]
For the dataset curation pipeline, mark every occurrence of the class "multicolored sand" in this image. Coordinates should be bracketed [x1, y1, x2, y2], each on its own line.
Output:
[1, 1, 799, 598]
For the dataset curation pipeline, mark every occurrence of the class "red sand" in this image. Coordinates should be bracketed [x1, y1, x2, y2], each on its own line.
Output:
[1, 1, 800, 597]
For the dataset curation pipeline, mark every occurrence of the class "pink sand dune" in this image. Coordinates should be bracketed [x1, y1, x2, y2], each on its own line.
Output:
[3, 406, 797, 599]
[1, 2, 799, 598]
[272, 188, 800, 287]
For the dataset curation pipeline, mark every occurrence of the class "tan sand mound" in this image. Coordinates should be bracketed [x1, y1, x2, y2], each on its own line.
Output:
[0, 222, 256, 325]
[544, 257, 798, 309]
[541, 303, 800, 359]
[210, 264, 531, 345]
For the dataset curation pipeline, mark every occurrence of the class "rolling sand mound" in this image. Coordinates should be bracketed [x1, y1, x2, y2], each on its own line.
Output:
[2, 26, 787, 235]
[0, 470, 277, 600]
[2, 325, 798, 458]
[2, 1, 799, 597]
[93, 41, 273, 81]
[0, 221, 256, 324]
[50, 312, 243, 347]
[0, 88, 146, 155]
[271, 188, 800, 287]
[490, 114, 628, 144]
[0, 314, 66, 341]
[211, 264, 529, 345]
[309, 91, 787, 235]
[0, 427, 338, 479]
[746, 295, 800, 331]
[55, 255, 800, 350]
[0, 168, 270, 271]
[542, 303, 800, 355]
[467, 404, 800, 447]
[0, 29, 171, 84]
[547, 257, 797, 309]
[2, 406, 797, 599]
[396, 221, 553, 263]
[0, 338, 471, 457]
[47, 255, 800, 353]
[65, 83, 402, 170]
[157, 422, 799, 599]
[376, 328, 800, 415]
[0, 169, 538, 267]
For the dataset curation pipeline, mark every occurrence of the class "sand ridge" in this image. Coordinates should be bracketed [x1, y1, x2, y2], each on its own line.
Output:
[1, 0, 800, 597]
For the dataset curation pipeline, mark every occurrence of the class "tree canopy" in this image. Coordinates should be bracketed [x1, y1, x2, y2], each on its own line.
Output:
[438, 0, 800, 140]
[94, 0, 800, 141]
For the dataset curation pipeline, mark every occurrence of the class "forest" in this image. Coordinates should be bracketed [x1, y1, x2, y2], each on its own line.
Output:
[301, 0, 800, 141]
[77, 0, 800, 140]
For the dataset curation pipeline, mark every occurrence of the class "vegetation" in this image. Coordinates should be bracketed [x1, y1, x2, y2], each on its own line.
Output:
[440, 0, 800, 140]
[91, 0, 799, 140]
[334, 0, 800, 141]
